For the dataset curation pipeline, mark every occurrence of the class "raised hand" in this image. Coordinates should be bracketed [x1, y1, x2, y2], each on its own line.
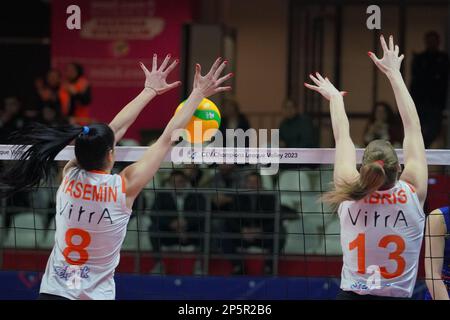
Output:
[193, 57, 233, 98]
[304, 72, 347, 100]
[140, 54, 181, 95]
[368, 35, 404, 75]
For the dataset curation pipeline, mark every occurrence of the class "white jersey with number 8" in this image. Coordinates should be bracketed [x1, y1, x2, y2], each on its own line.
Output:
[338, 180, 425, 298]
[40, 167, 131, 300]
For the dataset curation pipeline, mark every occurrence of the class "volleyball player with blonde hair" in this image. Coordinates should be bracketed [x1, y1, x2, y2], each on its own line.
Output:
[0, 55, 232, 300]
[305, 35, 427, 299]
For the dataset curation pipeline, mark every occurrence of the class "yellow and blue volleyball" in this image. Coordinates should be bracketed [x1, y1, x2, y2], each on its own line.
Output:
[175, 98, 221, 144]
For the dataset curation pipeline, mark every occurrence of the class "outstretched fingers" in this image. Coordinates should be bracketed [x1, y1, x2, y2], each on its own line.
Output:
[194, 63, 202, 88]
[216, 72, 233, 86]
[389, 35, 395, 51]
[166, 81, 182, 90]
[304, 82, 320, 92]
[159, 54, 171, 72]
[214, 86, 232, 94]
[315, 72, 326, 82]
[213, 60, 228, 80]
[309, 74, 322, 86]
[139, 62, 150, 75]
[152, 54, 158, 72]
[163, 59, 179, 75]
[368, 51, 383, 68]
[193, 59, 233, 97]
[212, 70, 233, 94]
[380, 35, 389, 53]
[206, 57, 222, 78]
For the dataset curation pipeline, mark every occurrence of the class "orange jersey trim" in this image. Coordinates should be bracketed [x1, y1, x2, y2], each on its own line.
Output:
[404, 181, 416, 193]
[121, 175, 127, 194]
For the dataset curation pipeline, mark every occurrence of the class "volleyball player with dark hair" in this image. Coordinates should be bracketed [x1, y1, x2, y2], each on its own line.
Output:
[305, 35, 427, 299]
[0, 54, 232, 300]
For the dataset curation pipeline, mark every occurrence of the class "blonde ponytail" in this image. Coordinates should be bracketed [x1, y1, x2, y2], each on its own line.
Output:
[323, 161, 386, 209]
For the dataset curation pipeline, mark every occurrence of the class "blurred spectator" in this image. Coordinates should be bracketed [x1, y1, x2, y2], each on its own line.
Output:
[410, 31, 449, 148]
[1, 191, 32, 236]
[149, 170, 205, 253]
[40, 105, 65, 127]
[23, 105, 41, 126]
[222, 172, 284, 275]
[0, 97, 24, 142]
[184, 164, 206, 188]
[35, 69, 68, 118]
[0, 97, 39, 233]
[64, 62, 92, 125]
[219, 99, 251, 139]
[210, 164, 242, 210]
[363, 102, 402, 147]
[22, 105, 41, 127]
[279, 99, 317, 148]
[209, 164, 242, 254]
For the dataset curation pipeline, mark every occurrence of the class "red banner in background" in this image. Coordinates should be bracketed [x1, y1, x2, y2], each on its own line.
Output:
[51, 0, 194, 141]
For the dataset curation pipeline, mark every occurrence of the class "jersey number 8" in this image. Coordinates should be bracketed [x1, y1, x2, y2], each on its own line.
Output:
[63, 228, 91, 265]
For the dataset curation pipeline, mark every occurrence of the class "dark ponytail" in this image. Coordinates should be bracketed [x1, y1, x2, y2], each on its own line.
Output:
[0, 122, 115, 198]
[0, 123, 83, 198]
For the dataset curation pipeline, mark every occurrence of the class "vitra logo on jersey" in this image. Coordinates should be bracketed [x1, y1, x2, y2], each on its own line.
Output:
[66, 266, 82, 290]
[366, 265, 382, 290]
[53, 265, 89, 290]
[350, 266, 386, 291]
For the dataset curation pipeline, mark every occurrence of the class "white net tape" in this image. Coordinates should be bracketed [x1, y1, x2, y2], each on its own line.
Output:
[0, 145, 448, 164]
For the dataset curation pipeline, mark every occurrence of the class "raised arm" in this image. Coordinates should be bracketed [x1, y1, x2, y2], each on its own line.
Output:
[304, 73, 358, 186]
[63, 54, 180, 176]
[425, 209, 449, 300]
[369, 35, 427, 205]
[109, 54, 181, 144]
[120, 58, 232, 207]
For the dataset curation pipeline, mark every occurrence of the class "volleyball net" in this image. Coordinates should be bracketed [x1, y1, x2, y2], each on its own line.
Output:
[0, 145, 448, 299]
